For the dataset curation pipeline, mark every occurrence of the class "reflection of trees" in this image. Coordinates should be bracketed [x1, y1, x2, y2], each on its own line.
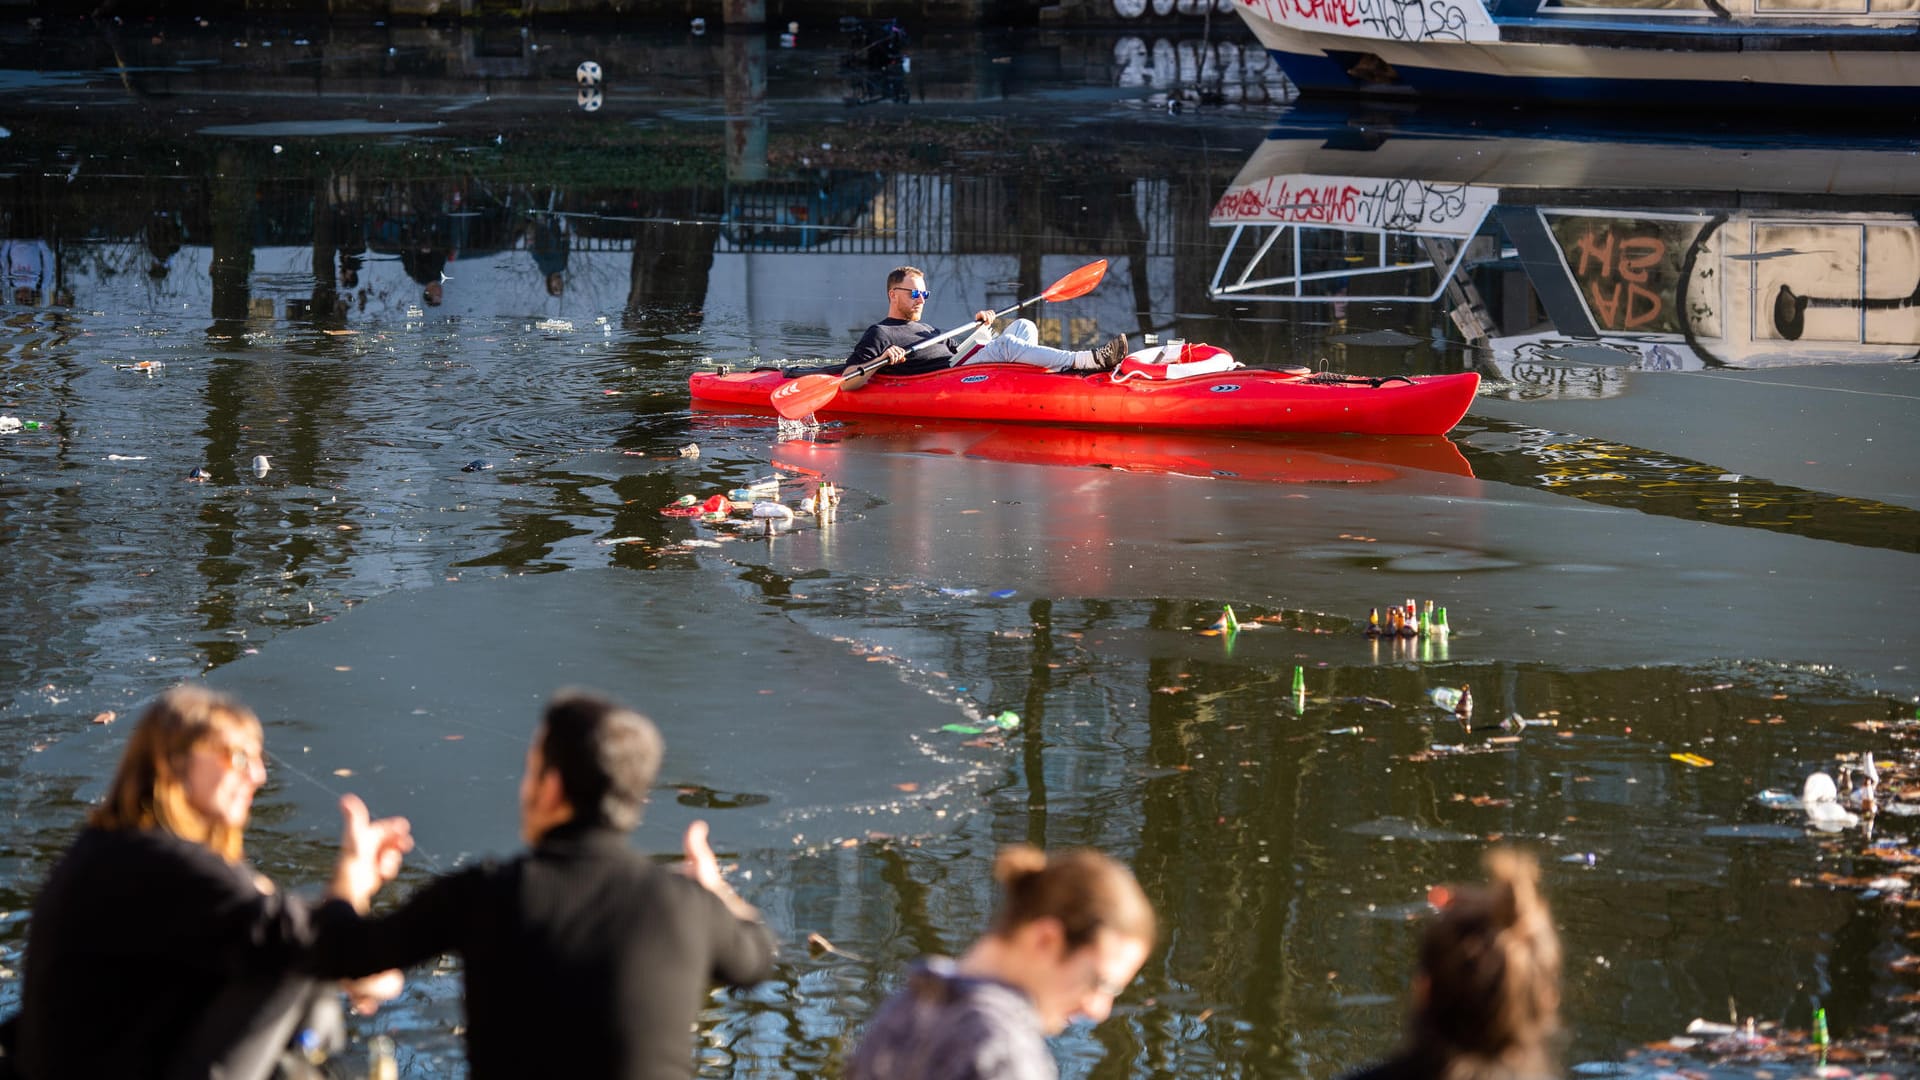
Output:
[613, 188, 723, 334]
[209, 148, 254, 330]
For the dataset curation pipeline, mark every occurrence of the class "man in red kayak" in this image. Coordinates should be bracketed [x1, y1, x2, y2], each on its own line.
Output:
[849, 266, 1126, 375]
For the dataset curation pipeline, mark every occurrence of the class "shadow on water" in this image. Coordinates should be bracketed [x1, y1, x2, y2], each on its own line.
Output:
[1, 20, 1919, 1079]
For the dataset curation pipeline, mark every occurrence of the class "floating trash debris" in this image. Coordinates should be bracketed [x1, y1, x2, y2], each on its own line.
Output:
[1801, 771, 1858, 830]
[461, 459, 494, 473]
[1364, 598, 1451, 641]
[186, 466, 209, 482]
[728, 477, 779, 502]
[1430, 685, 1472, 725]
[678, 443, 700, 458]
[1670, 752, 1714, 768]
[251, 455, 271, 477]
[941, 711, 1021, 736]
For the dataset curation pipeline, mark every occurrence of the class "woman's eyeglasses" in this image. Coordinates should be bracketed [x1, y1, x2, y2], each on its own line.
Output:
[205, 743, 264, 774]
[891, 287, 931, 300]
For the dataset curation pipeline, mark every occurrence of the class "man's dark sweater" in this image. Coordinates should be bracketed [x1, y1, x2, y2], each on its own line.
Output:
[312, 821, 776, 1080]
[846, 317, 960, 375]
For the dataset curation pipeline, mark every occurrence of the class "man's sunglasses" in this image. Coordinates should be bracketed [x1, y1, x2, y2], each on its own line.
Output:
[891, 287, 931, 300]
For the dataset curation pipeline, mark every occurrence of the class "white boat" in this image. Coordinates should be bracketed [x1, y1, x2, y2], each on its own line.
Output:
[1232, 0, 1920, 108]
[1209, 112, 1920, 376]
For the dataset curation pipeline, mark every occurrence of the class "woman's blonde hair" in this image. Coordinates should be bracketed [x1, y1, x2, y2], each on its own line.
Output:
[987, 844, 1156, 951]
[1410, 848, 1562, 1080]
[88, 685, 262, 863]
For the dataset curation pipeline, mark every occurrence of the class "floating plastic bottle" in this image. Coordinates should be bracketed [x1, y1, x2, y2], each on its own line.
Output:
[1430, 685, 1472, 724]
[1364, 607, 1382, 638]
[369, 1035, 398, 1080]
[1812, 1007, 1829, 1047]
[1434, 606, 1451, 636]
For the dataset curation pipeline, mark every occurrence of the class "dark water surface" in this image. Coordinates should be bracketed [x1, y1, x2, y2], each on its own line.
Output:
[2, 19, 1919, 1080]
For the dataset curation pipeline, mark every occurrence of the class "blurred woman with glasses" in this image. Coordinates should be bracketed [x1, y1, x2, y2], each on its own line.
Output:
[6, 684, 412, 1080]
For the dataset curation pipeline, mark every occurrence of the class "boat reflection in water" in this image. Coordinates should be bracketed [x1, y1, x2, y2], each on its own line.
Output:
[720, 418, 1475, 484]
[1211, 110, 1920, 398]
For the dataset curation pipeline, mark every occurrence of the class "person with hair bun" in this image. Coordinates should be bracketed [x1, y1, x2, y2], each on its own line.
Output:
[848, 844, 1156, 1080]
[1343, 848, 1563, 1080]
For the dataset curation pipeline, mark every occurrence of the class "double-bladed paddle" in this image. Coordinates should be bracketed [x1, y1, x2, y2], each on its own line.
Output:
[770, 259, 1109, 420]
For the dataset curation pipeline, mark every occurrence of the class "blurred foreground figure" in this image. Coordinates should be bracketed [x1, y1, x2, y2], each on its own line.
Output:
[9, 685, 410, 1080]
[1342, 849, 1563, 1080]
[847, 845, 1156, 1080]
[309, 689, 776, 1080]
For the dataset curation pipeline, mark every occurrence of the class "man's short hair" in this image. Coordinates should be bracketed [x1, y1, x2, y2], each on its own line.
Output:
[886, 266, 924, 289]
[538, 690, 663, 832]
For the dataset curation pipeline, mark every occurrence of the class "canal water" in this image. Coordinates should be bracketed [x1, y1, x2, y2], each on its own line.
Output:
[2, 18, 1918, 1079]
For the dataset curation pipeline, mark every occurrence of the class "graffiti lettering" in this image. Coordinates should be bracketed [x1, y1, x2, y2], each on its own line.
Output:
[1212, 180, 1365, 224]
[1570, 227, 1670, 330]
[1290, 0, 1361, 27]
[1246, 0, 1479, 42]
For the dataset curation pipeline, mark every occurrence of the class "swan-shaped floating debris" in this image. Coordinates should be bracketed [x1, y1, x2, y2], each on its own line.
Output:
[1802, 771, 1859, 832]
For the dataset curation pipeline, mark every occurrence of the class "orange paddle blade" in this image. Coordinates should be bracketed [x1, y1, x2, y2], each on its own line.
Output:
[1040, 259, 1107, 303]
[770, 373, 842, 420]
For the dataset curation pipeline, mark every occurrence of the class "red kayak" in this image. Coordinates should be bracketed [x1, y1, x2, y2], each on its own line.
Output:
[690, 363, 1479, 436]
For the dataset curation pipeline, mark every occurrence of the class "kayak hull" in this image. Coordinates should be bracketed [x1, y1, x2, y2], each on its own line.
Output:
[689, 365, 1480, 437]
[763, 421, 1476, 483]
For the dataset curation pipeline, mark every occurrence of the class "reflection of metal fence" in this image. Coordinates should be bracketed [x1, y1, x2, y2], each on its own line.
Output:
[715, 174, 1178, 257]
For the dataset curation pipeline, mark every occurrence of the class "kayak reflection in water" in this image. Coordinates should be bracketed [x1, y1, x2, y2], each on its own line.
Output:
[847, 845, 1156, 1080]
[7, 685, 413, 1080]
[1338, 849, 1562, 1080]
[848, 266, 1127, 376]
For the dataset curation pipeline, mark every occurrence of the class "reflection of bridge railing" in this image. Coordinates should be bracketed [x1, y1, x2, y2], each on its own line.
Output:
[717, 174, 1177, 257]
